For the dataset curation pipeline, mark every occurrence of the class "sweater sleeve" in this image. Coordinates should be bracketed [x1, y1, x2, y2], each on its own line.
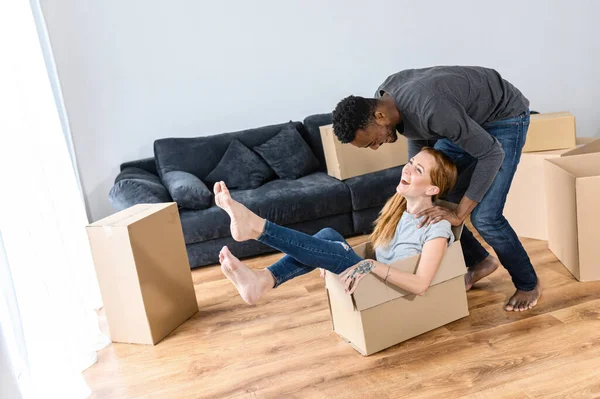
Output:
[424, 94, 505, 202]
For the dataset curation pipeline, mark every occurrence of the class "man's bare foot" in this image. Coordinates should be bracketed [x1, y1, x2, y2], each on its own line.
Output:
[219, 246, 274, 305]
[214, 181, 265, 241]
[505, 281, 542, 312]
[465, 255, 500, 291]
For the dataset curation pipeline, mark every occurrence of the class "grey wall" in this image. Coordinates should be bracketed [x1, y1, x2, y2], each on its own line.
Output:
[40, 0, 600, 222]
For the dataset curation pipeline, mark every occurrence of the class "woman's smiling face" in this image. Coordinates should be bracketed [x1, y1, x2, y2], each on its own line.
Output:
[396, 151, 440, 198]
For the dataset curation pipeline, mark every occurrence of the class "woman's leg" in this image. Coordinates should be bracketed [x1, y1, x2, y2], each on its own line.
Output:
[214, 181, 362, 304]
[265, 226, 362, 288]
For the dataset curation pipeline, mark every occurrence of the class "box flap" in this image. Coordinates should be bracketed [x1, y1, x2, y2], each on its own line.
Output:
[546, 152, 600, 178]
[88, 203, 174, 228]
[561, 139, 600, 157]
[350, 242, 466, 311]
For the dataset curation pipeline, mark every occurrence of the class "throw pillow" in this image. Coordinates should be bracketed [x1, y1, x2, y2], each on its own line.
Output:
[162, 171, 213, 210]
[253, 124, 320, 180]
[205, 139, 275, 190]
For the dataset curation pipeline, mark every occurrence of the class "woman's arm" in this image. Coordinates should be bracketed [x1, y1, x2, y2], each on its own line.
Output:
[371, 237, 448, 295]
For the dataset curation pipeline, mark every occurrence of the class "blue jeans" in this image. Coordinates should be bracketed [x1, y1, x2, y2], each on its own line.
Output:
[259, 221, 363, 288]
[409, 111, 538, 291]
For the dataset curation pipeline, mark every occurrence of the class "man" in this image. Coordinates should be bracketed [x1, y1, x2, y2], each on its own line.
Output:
[332, 66, 541, 312]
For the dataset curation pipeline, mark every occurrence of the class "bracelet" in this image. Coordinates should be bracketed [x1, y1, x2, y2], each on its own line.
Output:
[384, 265, 391, 283]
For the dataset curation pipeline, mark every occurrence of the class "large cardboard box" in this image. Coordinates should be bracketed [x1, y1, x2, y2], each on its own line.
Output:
[319, 124, 408, 180]
[504, 148, 572, 240]
[504, 138, 596, 240]
[325, 220, 469, 356]
[544, 139, 600, 281]
[523, 112, 576, 153]
[86, 203, 198, 345]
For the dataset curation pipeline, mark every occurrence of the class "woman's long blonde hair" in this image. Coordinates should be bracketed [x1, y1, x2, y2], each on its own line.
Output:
[370, 147, 458, 249]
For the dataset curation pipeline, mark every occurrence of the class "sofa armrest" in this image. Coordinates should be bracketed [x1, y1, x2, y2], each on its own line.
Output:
[109, 167, 172, 211]
[162, 171, 213, 210]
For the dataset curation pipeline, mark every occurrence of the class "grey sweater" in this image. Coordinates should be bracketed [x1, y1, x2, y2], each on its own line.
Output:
[376, 66, 530, 202]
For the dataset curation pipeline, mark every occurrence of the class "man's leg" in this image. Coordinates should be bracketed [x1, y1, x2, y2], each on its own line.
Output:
[472, 113, 541, 311]
[433, 139, 496, 274]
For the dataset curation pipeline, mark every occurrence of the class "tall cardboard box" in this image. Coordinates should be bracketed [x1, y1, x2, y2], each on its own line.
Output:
[504, 148, 573, 240]
[523, 112, 576, 153]
[504, 138, 593, 240]
[86, 203, 198, 345]
[325, 221, 469, 356]
[319, 124, 408, 180]
[544, 139, 600, 281]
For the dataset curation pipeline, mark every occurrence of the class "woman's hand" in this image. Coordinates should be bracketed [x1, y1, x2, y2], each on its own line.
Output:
[416, 206, 463, 227]
[339, 260, 376, 294]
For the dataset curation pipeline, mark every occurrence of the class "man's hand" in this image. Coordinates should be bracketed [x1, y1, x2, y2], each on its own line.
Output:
[416, 206, 463, 227]
[339, 260, 375, 294]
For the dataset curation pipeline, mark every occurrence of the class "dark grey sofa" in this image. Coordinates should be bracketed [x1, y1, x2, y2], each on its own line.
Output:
[109, 113, 403, 268]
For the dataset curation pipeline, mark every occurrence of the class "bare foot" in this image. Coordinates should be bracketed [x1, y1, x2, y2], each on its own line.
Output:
[219, 246, 274, 305]
[214, 181, 265, 241]
[505, 281, 542, 312]
[465, 255, 500, 291]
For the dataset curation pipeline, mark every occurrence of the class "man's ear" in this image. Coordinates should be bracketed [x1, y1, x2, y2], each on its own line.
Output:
[374, 110, 386, 125]
[426, 186, 440, 196]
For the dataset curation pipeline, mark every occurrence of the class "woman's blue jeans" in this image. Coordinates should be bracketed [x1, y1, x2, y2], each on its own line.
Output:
[260, 221, 363, 288]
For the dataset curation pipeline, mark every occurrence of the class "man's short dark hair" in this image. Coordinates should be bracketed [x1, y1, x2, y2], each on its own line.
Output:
[332, 95, 378, 143]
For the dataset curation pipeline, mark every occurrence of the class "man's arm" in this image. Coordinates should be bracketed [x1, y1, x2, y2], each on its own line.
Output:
[425, 94, 505, 203]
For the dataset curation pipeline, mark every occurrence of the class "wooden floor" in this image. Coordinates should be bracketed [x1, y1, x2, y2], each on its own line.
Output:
[84, 232, 600, 399]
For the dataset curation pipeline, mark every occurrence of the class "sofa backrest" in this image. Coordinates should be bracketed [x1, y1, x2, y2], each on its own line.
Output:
[122, 113, 334, 179]
[154, 117, 332, 180]
[302, 112, 332, 172]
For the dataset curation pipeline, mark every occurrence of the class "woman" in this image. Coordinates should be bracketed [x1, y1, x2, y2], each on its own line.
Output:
[214, 147, 457, 305]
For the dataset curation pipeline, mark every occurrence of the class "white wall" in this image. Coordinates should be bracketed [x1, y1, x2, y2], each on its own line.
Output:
[40, 0, 600, 222]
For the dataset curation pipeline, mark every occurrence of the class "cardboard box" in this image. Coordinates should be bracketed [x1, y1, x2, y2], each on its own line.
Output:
[504, 138, 596, 240]
[544, 139, 600, 281]
[523, 112, 576, 153]
[86, 203, 198, 345]
[325, 218, 469, 356]
[504, 148, 574, 240]
[319, 124, 408, 180]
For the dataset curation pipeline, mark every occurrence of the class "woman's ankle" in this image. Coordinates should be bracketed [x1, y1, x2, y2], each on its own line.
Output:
[260, 269, 276, 292]
[252, 217, 266, 239]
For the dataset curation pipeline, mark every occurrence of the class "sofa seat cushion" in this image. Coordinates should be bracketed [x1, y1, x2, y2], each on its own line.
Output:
[343, 166, 404, 211]
[179, 172, 352, 244]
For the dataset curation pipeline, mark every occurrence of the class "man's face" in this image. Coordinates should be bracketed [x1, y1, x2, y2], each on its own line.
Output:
[350, 121, 398, 150]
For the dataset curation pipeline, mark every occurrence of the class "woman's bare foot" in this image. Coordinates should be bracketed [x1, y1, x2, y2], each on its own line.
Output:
[465, 255, 500, 291]
[505, 281, 542, 312]
[214, 181, 265, 241]
[219, 246, 275, 305]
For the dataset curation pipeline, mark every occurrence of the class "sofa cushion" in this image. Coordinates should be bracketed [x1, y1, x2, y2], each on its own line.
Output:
[179, 172, 352, 244]
[109, 167, 172, 211]
[205, 139, 275, 190]
[253, 124, 320, 180]
[154, 121, 306, 181]
[162, 171, 212, 210]
[343, 166, 404, 211]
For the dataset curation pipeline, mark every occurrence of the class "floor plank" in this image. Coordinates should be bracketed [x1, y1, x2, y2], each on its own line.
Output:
[84, 233, 600, 398]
